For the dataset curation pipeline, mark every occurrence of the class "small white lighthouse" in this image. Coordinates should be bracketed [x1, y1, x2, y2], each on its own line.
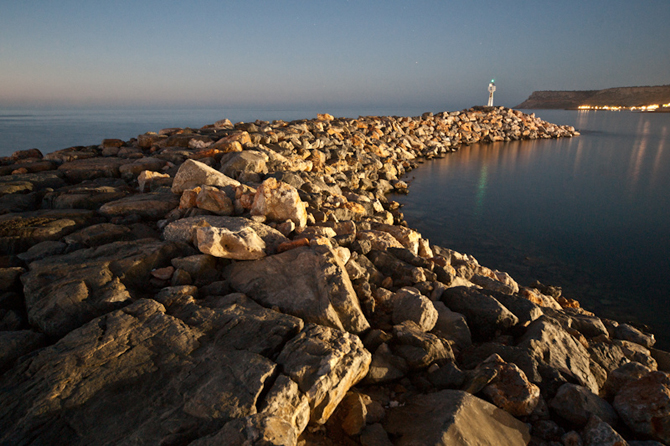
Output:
[487, 79, 496, 107]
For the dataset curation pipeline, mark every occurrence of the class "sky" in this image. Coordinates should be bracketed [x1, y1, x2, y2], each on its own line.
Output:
[1, 0, 669, 112]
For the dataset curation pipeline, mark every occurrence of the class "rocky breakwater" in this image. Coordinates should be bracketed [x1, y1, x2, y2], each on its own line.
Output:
[2, 106, 666, 445]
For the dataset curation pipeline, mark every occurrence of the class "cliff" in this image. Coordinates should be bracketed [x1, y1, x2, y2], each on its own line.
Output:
[515, 84, 670, 109]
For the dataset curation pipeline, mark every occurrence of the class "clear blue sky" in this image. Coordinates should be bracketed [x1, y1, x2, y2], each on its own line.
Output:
[1, 0, 668, 111]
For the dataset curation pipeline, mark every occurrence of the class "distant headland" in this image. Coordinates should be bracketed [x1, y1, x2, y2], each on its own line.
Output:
[515, 84, 670, 111]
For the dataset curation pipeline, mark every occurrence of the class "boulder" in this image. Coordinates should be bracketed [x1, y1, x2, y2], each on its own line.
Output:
[364, 343, 409, 384]
[118, 157, 167, 180]
[582, 415, 628, 446]
[482, 362, 541, 417]
[171, 159, 240, 194]
[220, 150, 269, 178]
[250, 178, 308, 228]
[0, 209, 97, 255]
[518, 316, 601, 394]
[0, 330, 47, 370]
[137, 170, 171, 192]
[614, 371, 670, 443]
[196, 225, 266, 260]
[393, 321, 453, 369]
[601, 362, 651, 401]
[195, 185, 234, 215]
[391, 286, 438, 332]
[57, 157, 131, 182]
[614, 323, 656, 349]
[440, 286, 519, 340]
[550, 383, 618, 427]
[163, 215, 288, 255]
[99, 191, 180, 220]
[228, 245, 369, 334]
[21, 239, 188, 337]
[384, 390, 531, 446]
[42, 178, 131, 210]
[276, 324, 371, 424]
[430, 301, 472, 351]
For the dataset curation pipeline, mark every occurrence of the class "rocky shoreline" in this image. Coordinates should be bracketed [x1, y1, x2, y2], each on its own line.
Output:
[1, 106, 668, 445]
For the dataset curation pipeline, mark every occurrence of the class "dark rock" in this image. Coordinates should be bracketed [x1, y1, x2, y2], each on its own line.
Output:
[21, 239, 190, 337]
[99, 191, 180, 220]
[42, 178, 131, 210]
[581, 415, 627, 446]
[0, 330, 47, 371]
[614, 371, 670, 443]
[441, 286, 519, 340]
[430, 301, 472, 351]
[549, 383, 618, 427]
[392, 321, 454, 369]
[57, 156, 132, 182]
[364, 342, 409, 384]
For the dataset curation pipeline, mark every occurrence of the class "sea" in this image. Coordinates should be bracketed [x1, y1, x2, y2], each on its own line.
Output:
[1, 107, 669, 348]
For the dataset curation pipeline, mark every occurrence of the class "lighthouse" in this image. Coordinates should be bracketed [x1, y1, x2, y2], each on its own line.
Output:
[488, 80, 496, 107]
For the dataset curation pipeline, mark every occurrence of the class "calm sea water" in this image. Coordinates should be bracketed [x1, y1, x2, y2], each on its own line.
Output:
[393, 110, 670, 348]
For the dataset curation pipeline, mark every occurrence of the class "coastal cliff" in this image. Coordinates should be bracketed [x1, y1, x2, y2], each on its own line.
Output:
[515, 84, 670, 109]
[2, 107, 669, 445]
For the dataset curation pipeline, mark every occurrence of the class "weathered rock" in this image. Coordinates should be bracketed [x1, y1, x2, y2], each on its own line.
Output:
[171, 159, 240, 194]
[57, 156, 131, 182]
[519, 316, 601, 394]
[196, 225, 266, 260]
[391, 286, 438, 332]
[276, 324, 371, 424]
[441, 286, 519, 340]
[42, 178, 131, 210]
[118, 157, 167, 180]
[137, 169, 170, 191]
[228, 245, 369, 334]
[163, 215, 289, 254]
[615, 339, 658, 370]
[384, 390, 531, 446]
[614, 371, 670, 443]
[220, 150, 269, 178]
[62, 222, 134, 247]
[614, 323, 656, 349]
[581, 415, 628, 446]
[0, 209, 97, 255]
[360, 423, 394, 446]
[99, 191, 179, 220]
[490, 290, 544, 327]
[259, 374, 310, 440]
[550, 383, 618, 427]
[393, 321, 454, 369]
[364, 342, 409, 384]
[370, 222, 421, 255]
[250, 178, 308, 228]
[0, 330, 47, 370]
[428, 361, 467, 389]
[430, 301, 472, 351]
[195, 185, 235, 215]
[21, 239, 189, 337]
[189, 413, 298, 446]
[482, 361, 541, 417]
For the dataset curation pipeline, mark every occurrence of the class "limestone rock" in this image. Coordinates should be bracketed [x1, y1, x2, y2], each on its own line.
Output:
[163, 215, 288, 255]
[582, 415, 628, 446]
[614, 371, 670, 443]
[259, 374, 310, 439]
[21, 239, 188, 337]
[601, 362, 651, 401]
[42, 178, 131, 210]
[364, 342, 409, 384]
[228, 245, 370, 334]
[137, 169, 170, 191]
[393, 321, 453, 369]
[250, 178, 308, 228]
[196, 225, 266, 260]
[431, 301, 472, 351]
[518, 316, 601, 394]
[171, 159, 240, 194]
[550, 383, 618, 427]
[384, 390, 531, 446]
[57, 156, 131, 182]
[220, 150, 269, 178]
[391, 286, 438, 332]
[119, 157, 167, 181]
[276, 324, 371, 424]
[482, 362, 541, 417]
[195, 185, 234, 215]
[441, 286, 519, 340]
[99, 192, 180, 219]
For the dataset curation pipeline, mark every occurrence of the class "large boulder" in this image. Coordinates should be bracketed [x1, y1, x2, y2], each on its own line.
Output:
[250, 178, 307, 228]
[384, 390, 531, 446]
[391, 286, 438, 332]
[21, 239, 189, 337]
[196, 225, 266, 260]
[171, 159, 240, 194]
[228, 245, 370, 334]
[613, 371, 670, 443]
[57, 157, 131, 182]
[276, 324, 371, 425]
[440, 286, 519, 340]
[518, 316, 601, 394]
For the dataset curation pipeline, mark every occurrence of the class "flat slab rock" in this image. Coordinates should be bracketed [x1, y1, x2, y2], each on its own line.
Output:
[384, 389, 531, 446]
[228, 245, 370, 334]
[21, 238, 190, 337]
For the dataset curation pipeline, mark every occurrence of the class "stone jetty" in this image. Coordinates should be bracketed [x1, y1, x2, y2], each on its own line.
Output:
[1, 106, 668, 445]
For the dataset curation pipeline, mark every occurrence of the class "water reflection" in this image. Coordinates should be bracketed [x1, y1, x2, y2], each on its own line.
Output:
[394, 110, 670, 347]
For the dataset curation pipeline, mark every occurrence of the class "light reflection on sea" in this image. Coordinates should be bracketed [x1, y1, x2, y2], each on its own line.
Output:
[393, 110, 670, 348]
